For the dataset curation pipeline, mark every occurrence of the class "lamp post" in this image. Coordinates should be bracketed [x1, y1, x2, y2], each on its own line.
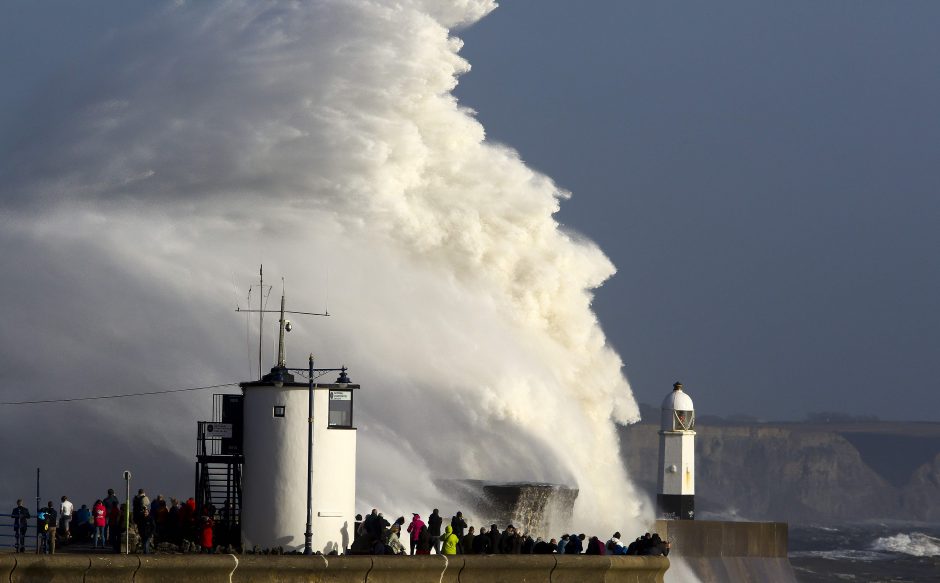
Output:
[304, 353, 314, 555]
[282, 358, 347, 555]
[35, 468, 40, 553]
[123, 471, 131, 554]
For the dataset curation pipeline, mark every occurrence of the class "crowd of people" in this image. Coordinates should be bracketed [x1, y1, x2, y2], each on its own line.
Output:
[9, 489, 231, 554]
[349, 508, 670, 557]
[12, 495, 670, 558]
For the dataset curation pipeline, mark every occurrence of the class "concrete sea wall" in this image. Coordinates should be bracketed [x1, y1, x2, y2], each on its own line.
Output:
[0, 554, 668, 583]
[654, 520, 798, 583]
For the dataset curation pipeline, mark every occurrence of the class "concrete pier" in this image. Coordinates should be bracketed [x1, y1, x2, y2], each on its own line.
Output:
[654, 520, 798, 583]
[0, 554, 668, 583]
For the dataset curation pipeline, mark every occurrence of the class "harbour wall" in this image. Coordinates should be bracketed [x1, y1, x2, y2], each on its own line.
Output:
[0, 554, 668, 583]
[654, 519, 798, 583]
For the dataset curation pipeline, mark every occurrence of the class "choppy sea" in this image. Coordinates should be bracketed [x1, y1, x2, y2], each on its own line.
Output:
[788, 523, 940, 583]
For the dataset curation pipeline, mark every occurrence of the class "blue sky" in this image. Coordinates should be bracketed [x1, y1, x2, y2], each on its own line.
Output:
[454, 0, 940, 420]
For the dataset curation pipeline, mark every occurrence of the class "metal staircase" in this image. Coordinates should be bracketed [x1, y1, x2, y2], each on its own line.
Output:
[194, 394, 244, 547]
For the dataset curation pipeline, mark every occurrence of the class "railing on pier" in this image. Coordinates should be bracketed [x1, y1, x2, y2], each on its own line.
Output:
[0, 513, 37, 552]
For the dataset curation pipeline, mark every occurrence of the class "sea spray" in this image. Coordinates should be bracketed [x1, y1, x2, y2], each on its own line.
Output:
[0, 0, 649, 538]
[872, 532, 940, 557]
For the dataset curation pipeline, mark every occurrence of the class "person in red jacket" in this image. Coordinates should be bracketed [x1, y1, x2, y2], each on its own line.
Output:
[199, 510, 214, 553]
[92, 500, 107, 549]
[406, 513, 425, 555]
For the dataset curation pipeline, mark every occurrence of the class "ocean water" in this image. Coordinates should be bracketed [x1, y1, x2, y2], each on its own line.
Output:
[789, 523, 940, 582]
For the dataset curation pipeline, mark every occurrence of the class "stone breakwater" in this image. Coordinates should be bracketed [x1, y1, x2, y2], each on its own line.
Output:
[653, 520, 798, 583]
[0, 554, 668, 583]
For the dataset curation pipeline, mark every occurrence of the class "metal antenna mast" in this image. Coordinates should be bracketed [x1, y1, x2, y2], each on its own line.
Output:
[236, 267, 330, 378]
[277, 279, 287, 367]
[258, 265, 264, 378]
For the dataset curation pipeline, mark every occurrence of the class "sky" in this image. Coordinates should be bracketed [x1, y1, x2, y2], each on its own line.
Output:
[0, 0, 937, 530]
[453, 0, 940, 421]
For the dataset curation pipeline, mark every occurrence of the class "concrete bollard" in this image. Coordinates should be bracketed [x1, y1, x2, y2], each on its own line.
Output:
[85, 554, 141, 583]
[368, 555, 447, 583]
[552, 555, 607, 583]
[136, 554, 237, 583]
[458, 554, 553, 583]
[608, 556, 669, 583]
[319, 555, 373, 583]
[0, 553, 16, 581]
[232, 554, 329, 583]
[439, 555, 464, 583]
[11, 554, 91, 583]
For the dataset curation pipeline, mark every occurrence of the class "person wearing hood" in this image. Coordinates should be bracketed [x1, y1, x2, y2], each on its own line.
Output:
[407, 513, 425, 555]
[440, 524, 460, 555]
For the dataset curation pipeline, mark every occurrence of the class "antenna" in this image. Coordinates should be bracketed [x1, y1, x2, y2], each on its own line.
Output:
[235, 266, 330, 377]
[277, 279, 287, 367]
[258, 265, 264, 378]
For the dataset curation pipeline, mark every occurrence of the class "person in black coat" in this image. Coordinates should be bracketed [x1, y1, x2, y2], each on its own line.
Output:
[533, 538, 555, 554]
[139, 508, 157, 554]
[450, 511, 467, 538]
[473, 527, 491, 554]
[417, 525, 432, 554]
[460, 526, 476, 554]
[566, 533, 585, 554]
[499, 525, 517, 554]
[11, 500, 30, 553]
[641, 533, 670, 556]
[521, 534, 535, 554]
[427, 509, 443, 554]
[489, 524, 501, 553]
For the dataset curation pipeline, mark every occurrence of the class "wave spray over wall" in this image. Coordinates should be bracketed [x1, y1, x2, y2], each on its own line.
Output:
[0, 0, 647, 537]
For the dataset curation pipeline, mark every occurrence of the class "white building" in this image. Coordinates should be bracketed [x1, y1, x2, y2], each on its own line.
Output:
[239, 293, 359, 553]
[657, 381, 695, 520]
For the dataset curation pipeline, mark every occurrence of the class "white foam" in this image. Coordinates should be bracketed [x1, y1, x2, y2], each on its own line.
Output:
[790, 549, 885, 562]
[871, 532, 940, 557]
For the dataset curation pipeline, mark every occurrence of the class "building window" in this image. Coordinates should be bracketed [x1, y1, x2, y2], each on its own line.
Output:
[273, 405, 286, 418]
[328, 390, 353, 428]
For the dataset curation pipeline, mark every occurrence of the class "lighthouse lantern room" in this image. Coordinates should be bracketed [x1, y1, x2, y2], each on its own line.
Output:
[657, 381, 695, 520]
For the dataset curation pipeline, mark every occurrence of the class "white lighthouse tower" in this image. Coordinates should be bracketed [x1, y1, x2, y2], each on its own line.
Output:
[657, 381, 695, 520]
[239, 291, 359, 554]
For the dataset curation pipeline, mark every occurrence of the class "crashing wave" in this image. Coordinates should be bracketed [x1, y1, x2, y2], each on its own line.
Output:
[871, 532, 940, 557]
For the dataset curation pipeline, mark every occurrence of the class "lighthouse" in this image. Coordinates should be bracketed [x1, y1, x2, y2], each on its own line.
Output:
[657, 381, 695, 520]
[239, 290, 359, 554]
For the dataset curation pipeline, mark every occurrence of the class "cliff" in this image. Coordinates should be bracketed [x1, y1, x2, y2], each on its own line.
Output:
[618, 413, 940, 524]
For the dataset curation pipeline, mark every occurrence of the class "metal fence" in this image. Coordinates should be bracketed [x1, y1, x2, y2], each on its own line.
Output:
[0, 513, 37, 552]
